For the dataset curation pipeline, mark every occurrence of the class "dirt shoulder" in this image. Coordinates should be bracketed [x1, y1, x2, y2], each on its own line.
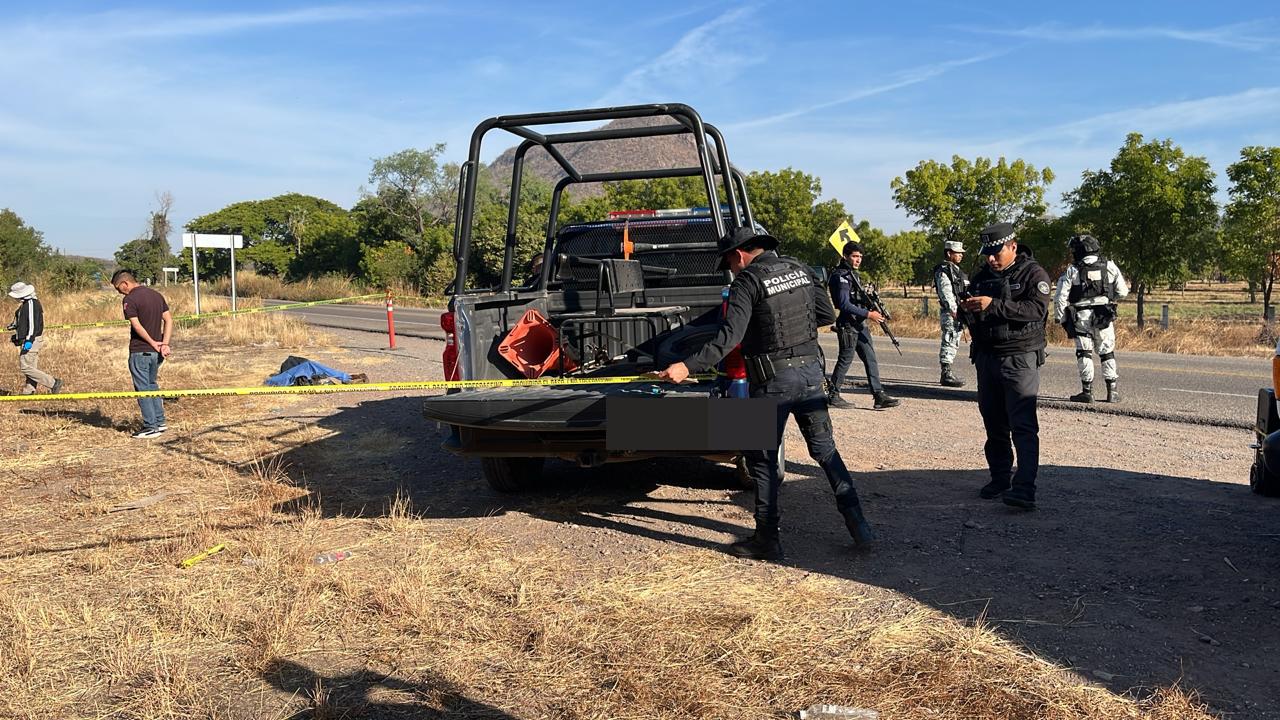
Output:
[298, 331, 1277, 717]
[1, 327, 1272, 718]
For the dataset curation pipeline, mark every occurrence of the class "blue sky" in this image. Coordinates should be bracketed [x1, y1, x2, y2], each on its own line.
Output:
[2, 1, 1277, 258]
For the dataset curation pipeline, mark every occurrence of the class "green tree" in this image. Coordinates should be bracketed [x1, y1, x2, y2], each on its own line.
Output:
[1066, 133, 1218, 326]
[890, 156, 1055, 249]
[363, 145, 459, 247]
[746, 169, 850, 265]
[860, 228, 929, 296]
[360, 240, 419, 289]
[1221, 147, 1280, 314]
[186, 193, 348, 276]
[288, 212, 361, 279]
[1015, 214, 1074, 276]
[0, 208, 54, 277]
[468, 170, 554, 288]
[114, 192, 176, 282]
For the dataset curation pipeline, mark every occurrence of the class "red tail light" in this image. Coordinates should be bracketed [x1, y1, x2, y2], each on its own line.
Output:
[441, 311, 460, 381]
[724, 347, 747, 380]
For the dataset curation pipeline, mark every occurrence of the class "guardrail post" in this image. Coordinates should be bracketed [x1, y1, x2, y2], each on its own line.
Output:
[1160, 304, 1169, 330]
[386, 291, 397, 350]
[1267, 304, 1276, 323]
[921, 297, 930, 316]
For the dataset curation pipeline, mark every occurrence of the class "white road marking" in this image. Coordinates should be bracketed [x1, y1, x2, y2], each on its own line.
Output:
[1161, 387, 1255, 399]
[882, 363, 930, 370]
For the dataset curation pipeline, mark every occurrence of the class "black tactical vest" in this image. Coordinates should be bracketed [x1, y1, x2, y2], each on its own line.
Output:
[1067, 255, 1113, 303]
[740, 255, 818, 358]
[933, 261, 968, 295]
[968, 273, 1044, 344]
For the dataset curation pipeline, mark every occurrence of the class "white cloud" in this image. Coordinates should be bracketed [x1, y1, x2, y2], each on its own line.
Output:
[958, 21, 1277, 52]
[593, 4, 763, 106]
[727, 51, 1005, 130]
[1010, 87, 1280, 147]
[10, 5, 436, 44]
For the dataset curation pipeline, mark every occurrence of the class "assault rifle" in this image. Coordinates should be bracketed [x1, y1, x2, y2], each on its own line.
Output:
[849, 273, 902, 355]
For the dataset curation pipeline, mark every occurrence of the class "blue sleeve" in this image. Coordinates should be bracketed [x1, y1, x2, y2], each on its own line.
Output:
[832, 275, 868, 318]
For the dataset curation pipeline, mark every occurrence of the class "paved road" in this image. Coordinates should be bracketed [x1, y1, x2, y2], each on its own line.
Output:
[271, 300, 1267, 428]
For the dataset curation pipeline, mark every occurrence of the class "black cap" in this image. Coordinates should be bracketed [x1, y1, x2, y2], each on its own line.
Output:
[979, 222, 1017, 255]
[717, 226, 779, 270]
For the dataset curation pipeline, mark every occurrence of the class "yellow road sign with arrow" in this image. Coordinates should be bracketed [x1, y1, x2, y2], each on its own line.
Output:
[827, 220, 860, 256]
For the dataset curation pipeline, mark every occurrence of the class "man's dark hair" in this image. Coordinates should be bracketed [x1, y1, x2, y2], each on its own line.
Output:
[110, 269, 137, 285]
[842, 241, 864, 257]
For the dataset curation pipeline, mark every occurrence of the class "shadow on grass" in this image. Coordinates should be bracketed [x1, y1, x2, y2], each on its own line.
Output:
[263, 659, 517, 719]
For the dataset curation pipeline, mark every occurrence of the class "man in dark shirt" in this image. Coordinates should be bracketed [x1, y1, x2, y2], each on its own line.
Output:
[111, 270, 173, 438]
[656, 227, 874, 561]
[959, 223, 1052, 510]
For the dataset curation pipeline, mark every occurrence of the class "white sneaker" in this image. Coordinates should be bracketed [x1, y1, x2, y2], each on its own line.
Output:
[131, 428, 166, 439]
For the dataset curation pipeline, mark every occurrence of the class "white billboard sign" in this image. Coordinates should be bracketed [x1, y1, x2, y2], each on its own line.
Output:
[181, 233, 243, 249]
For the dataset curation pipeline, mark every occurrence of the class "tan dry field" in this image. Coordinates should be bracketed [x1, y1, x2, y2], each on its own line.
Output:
[0, 292, 1244, 719]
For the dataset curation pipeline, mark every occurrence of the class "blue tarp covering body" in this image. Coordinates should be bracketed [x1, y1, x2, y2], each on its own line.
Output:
[265, 360, 351, 387]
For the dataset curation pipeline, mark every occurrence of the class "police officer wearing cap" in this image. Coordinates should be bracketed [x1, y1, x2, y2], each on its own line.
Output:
[958, 222, 1052, 510]
[933, 240, 969, 388]
[657, 226, 875, 560]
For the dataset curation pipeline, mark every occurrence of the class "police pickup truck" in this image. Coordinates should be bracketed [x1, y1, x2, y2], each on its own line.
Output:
[421, 104, 774, 491]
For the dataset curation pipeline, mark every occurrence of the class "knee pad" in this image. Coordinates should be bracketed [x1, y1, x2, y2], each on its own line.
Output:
[1099, 352, 1115, 362]
[1075, 349, 1092, 359]
[797, 412, 831, 435]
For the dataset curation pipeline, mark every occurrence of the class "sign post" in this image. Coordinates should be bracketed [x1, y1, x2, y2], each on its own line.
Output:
[161, 267, 179, 287]
[181, 233, 244, 317]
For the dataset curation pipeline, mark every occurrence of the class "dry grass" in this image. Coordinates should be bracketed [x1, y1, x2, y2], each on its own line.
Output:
[207, 272, 363, 303]
[0, 294, 1216, 719]
[39, 286, 261, 328]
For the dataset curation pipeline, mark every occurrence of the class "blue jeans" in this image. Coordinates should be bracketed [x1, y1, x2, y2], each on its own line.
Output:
[745, 360, 865, 530]
[128, 351, 166, 429]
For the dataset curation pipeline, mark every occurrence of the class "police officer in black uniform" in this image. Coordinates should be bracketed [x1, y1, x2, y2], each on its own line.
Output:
[959, 222, 1052, 510]
[827, 242, 900, 410]
[656, 227, 875, 560]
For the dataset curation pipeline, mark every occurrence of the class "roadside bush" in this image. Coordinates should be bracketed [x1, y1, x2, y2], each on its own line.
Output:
[360, 241, 418, 290]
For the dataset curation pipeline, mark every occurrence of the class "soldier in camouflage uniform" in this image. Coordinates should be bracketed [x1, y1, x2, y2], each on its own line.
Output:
[933, 240, 969, 388]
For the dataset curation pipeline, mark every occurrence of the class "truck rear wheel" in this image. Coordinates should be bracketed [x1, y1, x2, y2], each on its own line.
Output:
[482, 457, 545, 493]
[1250, 451, 1280, 497]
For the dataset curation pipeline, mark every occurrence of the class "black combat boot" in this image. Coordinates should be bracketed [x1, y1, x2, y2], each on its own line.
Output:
[726, 527, 784, 561]
[1105, 379, 1121, 403]
[843, 509, 877, 547]
[873, 392, 901, 409]
[1001, 485, 1036, 510]
[940, 363, 965, 388]
[979, 478, 1011, 499]
[827, 391, 854, 409]
[1070, 381, 1093, 403]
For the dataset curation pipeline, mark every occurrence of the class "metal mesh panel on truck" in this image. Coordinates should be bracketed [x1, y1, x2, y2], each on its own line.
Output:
[554, 217, 724, 289]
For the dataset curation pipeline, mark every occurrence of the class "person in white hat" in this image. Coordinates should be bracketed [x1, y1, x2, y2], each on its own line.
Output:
[7, 282, 63, 395]
[932, 240, 969, 387]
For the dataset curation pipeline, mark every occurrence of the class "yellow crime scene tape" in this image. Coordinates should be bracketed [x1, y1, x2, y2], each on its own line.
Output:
[0, 374, 715, 403]
[44, 294, 387, 331]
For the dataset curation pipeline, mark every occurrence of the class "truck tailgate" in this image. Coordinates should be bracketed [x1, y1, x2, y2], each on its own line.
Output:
[421, 382, 715, 432]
